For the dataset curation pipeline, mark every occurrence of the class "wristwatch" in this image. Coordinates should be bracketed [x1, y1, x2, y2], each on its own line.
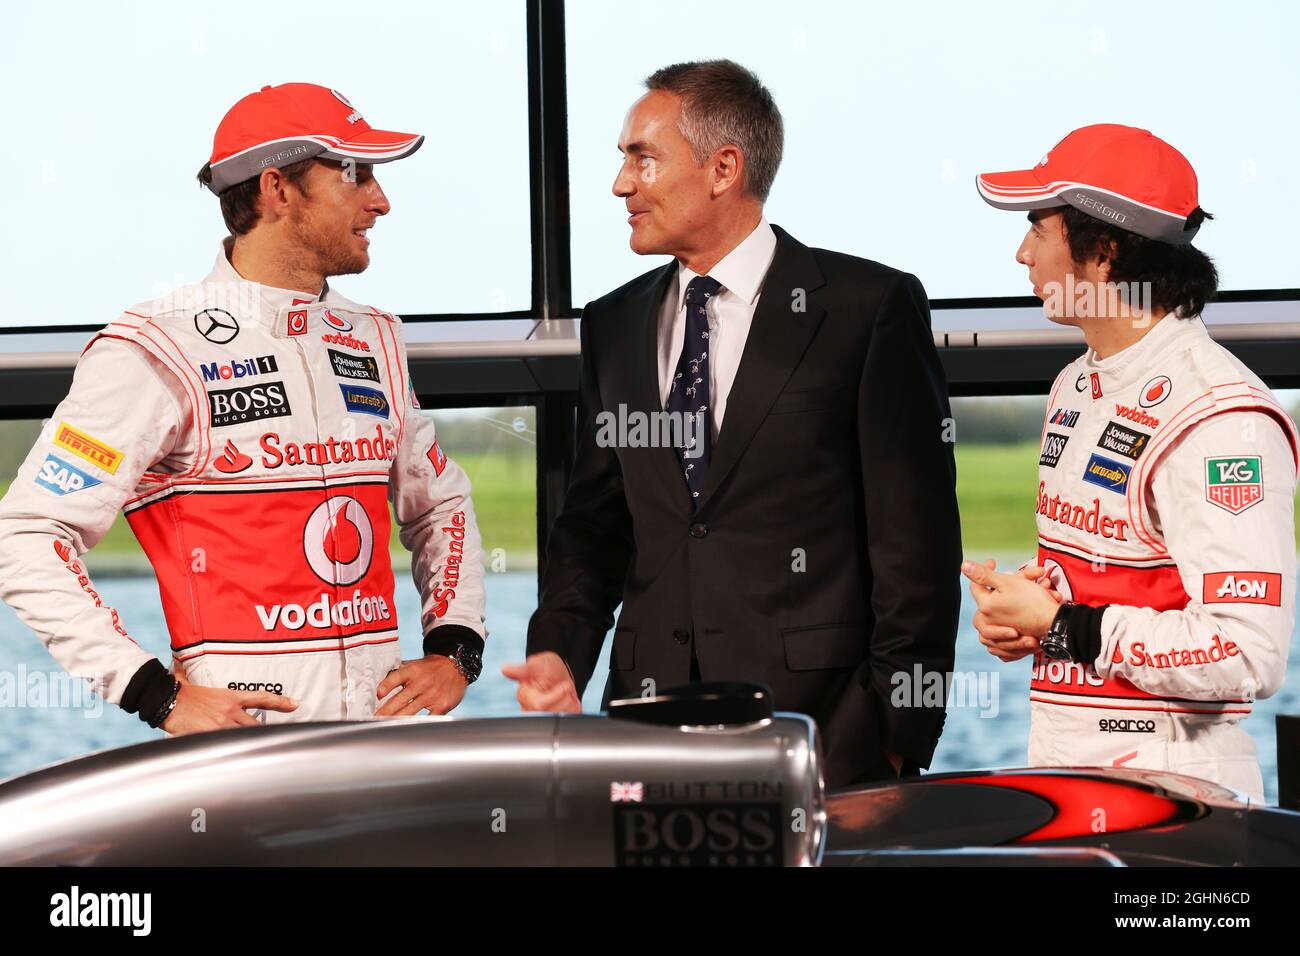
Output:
[445, 644, 483, 684]
[1040, 602, 1077, 662]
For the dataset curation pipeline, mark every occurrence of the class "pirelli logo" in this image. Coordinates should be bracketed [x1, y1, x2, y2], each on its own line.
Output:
[53, 422, 122, 474]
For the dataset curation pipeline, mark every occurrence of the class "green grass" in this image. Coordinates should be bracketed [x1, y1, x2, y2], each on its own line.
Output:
[955, 442, 1041, 554]
[5, 443, 1297, 561]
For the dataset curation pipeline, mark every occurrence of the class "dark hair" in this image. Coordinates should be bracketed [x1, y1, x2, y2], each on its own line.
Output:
[1060, 205, 1218, 318]
[196, 159, 316, 236]
[645, 59, 784, 202]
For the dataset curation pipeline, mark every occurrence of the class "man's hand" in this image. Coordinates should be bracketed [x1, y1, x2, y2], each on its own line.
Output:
[375, 656, 468, 717]
[501, 652, 581, 713]
[963, 558, 1063, 662]
[161, 681, 298, 734]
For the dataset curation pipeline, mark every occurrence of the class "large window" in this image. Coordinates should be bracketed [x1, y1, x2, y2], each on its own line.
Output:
[566, 0, 1300, 305]
[0, 1, 529, 327]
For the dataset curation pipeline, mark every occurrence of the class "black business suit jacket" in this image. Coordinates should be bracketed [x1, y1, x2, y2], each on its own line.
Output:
[527, 225, 962, 787]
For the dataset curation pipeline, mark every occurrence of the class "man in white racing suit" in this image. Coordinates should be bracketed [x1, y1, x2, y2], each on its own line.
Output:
[0, 83, 486, 733]
[963, 124, 1296, 799]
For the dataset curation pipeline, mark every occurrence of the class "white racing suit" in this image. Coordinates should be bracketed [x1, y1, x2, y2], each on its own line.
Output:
[1029, 315, 1297, 799]
[0, 243, 486, 723]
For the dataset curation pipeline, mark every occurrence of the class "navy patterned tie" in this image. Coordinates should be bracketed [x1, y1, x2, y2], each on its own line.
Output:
[666, 275, 721, 503]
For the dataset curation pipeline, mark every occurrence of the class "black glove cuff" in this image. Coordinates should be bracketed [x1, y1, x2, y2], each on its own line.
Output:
[1068, 603, 1110, 666]
[423, 625, 485, 659]
[120, 659, 178, 722]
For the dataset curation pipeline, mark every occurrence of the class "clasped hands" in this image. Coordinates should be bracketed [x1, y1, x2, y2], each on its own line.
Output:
[962, 558, 1066, 662]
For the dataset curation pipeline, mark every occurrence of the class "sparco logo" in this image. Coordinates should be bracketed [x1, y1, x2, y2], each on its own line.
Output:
[208, 382, 291, 428]
[194, 308, 240, 344]
[201, 354, 278, 382]
[1098, 718, 1155, 733]
[228, 681, 284, 694]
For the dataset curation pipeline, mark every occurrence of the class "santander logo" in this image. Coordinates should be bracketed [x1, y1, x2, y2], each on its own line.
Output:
[213, 439, 253, 474]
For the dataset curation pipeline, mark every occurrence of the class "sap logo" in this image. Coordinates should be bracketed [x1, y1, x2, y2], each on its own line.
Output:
[35, 454, 102, 495]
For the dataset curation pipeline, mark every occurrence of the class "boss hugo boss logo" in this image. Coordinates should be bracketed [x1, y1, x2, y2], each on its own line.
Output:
[611, 780, 784, 867]
[194, 308, 240, 344]
[1039, 432, 1068, 468]
[328, 348, 381, 383]
[208, 381, 292, 428]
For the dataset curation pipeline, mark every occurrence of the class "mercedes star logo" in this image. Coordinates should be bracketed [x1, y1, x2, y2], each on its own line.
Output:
[194, 308, 240, 344]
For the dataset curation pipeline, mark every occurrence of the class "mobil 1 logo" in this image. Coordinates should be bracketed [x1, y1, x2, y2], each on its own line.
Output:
[1040, 432, 1069, 468]
[611, 780, 784, 867]
[328, 348, 381, 383]
[208, 381, 292, 428]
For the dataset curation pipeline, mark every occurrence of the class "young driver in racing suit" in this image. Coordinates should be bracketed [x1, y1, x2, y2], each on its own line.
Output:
[0, 83, 486, 734]
[963, 125, 1296, 800]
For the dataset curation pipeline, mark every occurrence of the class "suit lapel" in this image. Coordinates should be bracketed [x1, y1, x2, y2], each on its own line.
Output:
[696, 225, 827, 509]
[627, 262, 692, 508]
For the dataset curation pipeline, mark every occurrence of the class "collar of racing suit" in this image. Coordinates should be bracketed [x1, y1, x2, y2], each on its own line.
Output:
[1083, 312, 1203, 389]
[207, 238, 352, 333]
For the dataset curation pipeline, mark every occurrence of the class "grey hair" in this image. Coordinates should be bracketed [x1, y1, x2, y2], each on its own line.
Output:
[644, 59, 784, 202]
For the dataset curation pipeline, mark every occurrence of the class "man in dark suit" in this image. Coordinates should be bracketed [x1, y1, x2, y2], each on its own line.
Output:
[503, 60, 961, 787]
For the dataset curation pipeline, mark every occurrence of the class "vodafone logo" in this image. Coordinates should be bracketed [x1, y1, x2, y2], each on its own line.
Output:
[304, 497, 374, 586]
[1139, 375, 1171, 408]
[288, 310, 308, 336]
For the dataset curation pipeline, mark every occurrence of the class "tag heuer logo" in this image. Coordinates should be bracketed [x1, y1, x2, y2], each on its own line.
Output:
[1205, 456, 1263, 514]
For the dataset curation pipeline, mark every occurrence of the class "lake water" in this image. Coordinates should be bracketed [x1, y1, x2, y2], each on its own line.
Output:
[1, 570, 1297, 804]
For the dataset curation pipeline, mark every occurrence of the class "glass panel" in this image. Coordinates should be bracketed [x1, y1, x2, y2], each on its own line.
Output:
[0, 0, 529, 328]
[566, 0, 1300, 310]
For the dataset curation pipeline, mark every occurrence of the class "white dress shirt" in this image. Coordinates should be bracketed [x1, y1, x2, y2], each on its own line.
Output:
[657, 218, 778, 435]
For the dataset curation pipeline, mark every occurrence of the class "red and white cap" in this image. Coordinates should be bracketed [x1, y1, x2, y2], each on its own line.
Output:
[976, 124, 1203, 244]
[203, 83, 424, 194]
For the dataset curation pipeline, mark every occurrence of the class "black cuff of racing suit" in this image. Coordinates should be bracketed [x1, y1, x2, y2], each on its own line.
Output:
[423, 625, 485, 659]
[1067, 603, 1111, 667]
[120, 659, 177, 721]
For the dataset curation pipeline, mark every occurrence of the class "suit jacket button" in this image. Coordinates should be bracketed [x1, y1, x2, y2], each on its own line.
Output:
[673, 628, 691, 644]
[689, 522, 708, 538]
